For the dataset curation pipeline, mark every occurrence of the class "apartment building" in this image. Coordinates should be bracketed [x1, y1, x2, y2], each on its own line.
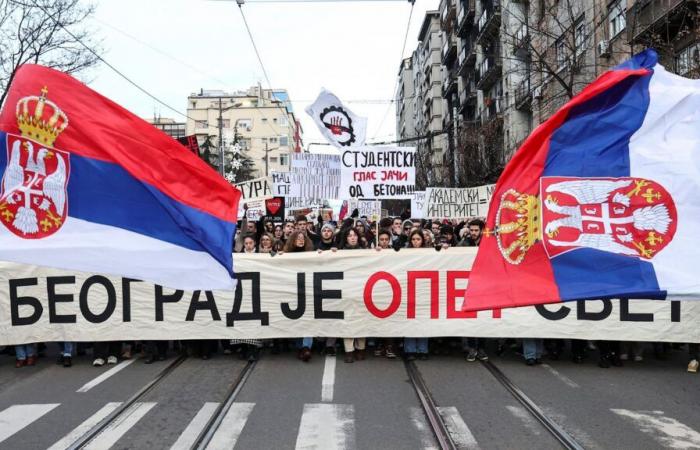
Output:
[147, 117, 186, 139]
[186, 86, 302, 179]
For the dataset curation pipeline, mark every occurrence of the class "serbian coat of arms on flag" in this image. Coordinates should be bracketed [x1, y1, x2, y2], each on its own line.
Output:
[464, 49, 700, 312]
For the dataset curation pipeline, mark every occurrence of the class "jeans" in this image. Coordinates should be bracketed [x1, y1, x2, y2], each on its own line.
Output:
[463, 337, 485, 351]
[523, 339, 544, 360]
[59, 342, 74, 357]
[15, 344, 37, 360]
[404, 338, 428, 354]
[299, 337, 313, 349]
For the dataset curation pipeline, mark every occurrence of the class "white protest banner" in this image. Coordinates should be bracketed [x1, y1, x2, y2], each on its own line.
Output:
[411, 191, 426, 219]
[285, 197, 325, 210]
[2, 248, 699, 344]
[305, 88, 367, 148]
[271, 171, 291, 197]
[235, 176, 273, 201]
[348, 199, 381, 220]
[237, 199, 265, 221]
[340, 146, 415, 199]
[289, 153, 341, 199]
[424, 184, 495, 219]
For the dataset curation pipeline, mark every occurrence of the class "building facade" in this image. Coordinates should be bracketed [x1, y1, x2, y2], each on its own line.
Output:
[186, 86, 301, 179]
[148, 117, 186, 139]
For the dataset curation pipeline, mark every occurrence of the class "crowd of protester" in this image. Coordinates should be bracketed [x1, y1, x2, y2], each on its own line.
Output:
[3, 208, 699, 374]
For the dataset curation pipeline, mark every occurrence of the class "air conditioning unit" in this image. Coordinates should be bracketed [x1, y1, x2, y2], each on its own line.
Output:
[597, 40, 611, 58]
[532, 85, 543, 100]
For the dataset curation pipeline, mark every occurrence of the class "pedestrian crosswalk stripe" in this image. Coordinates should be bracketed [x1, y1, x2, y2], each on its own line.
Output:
[47, 402, 123, 450]
[83, 402, 156, 450]
[437, 406, 480, 450]
[409, 407, 438, 450]
[169, 402, 220, 450]
[76, 360, 136, 393]
[611, 409, 700, 449]
[206, 402, 255, 450]
[321, 355, 337, 402]
[295, 403, 355, 450]
[0, 403, 60, 444]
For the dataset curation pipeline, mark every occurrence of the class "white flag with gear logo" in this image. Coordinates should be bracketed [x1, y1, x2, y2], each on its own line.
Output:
[305, 88, 367, 148]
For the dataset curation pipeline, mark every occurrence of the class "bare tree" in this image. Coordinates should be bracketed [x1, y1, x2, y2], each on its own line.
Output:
[455, 118, 503, 187]
[0, 0, 100, 106]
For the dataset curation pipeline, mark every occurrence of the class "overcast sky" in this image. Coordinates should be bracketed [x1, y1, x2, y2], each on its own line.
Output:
[86, 0, 439, 151]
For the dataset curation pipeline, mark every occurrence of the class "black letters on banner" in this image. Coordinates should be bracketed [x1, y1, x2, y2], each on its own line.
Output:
[10, 278, 42, 326]
[281, 273, 306, 319]
[577, 299, 612, 321]
[47, 276, 76, 324]
[122, 278, 140, 323]
[155, 286, 184, 322]
[79, 276, 117, 323]
[313, 272, 344, 320]
[186, 291, 221, 321]
[227, 272, 269, 327]
[619, 298, 654, 322]
[671, 301, 681, 323]
[535, 303, 571, 321]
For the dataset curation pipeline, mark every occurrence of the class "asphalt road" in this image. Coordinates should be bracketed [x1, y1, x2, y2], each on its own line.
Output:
[0, 341, 698, 449]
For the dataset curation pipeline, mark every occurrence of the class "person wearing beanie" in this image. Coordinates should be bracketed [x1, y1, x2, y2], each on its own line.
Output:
[316, 223, 337, 251]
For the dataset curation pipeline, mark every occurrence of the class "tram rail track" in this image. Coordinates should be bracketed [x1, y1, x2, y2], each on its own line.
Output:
[406, 357, 584, 450]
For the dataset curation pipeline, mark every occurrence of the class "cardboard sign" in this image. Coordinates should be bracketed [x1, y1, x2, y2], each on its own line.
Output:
[340, 146, 416, 199]
[424, 184, 495, 218]
[289, 154, 341, 198]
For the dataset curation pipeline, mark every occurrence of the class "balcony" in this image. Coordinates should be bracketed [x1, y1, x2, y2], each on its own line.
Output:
[475, 55, 502, 90]
[476, 0, 501, 45]
[458, 38, 476, 75]
[457, 0, 476, 37]
[627, 0, 688, 43]
[478, 97, 503, 124]
[441, 0, 457, 28]
[459, 76, 477, 111]
[442, 35, 458, 64]
[513, 24, 529, 53]
[442, 66, 459, 97]
[514, 78, 532, 110]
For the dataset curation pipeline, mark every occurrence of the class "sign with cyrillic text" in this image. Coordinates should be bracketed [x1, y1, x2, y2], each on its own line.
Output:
[1, 248, 698, 344]
[340, 146, 416, 199]
[289, 154, 341, 198]
[424, 184, 495, 219]
[235, 176, 273, 201]
[411, 191, 426, 219]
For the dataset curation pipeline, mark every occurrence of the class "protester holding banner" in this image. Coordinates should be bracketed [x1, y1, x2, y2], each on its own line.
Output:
[373, 229, 398, 359]
[258, 233, 275, 253]
[338, 227, 368, 363]
[404, 230, 430, 361]
[316, 223, 337, 251]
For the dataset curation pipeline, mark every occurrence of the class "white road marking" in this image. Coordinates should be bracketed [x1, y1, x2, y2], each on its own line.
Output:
[169, 402, 220, 450]
[541, 364, 580, 389]
[0, 403, 60, 444]
[48, 402, 122, 450]
[437, 406, 480, 450]
[409, 407, 438, 450]
[83, 402, 156, 450]
[505, 405, 541, 436]
[76, 359, 136, 393]
[206, 403, 255, 450]
[321, 355, 337, 402]
[611, 409, 700, 449]
[542, 407, 600, 449]
[295, 403, 356, 450]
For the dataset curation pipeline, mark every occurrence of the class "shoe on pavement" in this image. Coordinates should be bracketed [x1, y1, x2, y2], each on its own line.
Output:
[107, 356, 118, 365]
[144, 355, 156, 364]
[344, 353, 354, 363]
[300, 347, 312, 362]
[406, 353, 416, 361]
[374, 346, 384, 357]
[598, 357, 611, 368]
[465, 349, 477, 362]
[634, 355, 643, 362]
[619, 353, 629, 361]
[385, 345, 397, 359]
[63, 356, 72, 367]
[688, 359, 699, 373]
[93, 358, 105, 367]
[476, 349, 489, 362]
[15, 359, 26, 368]
[26, 356, 37, 366]
[526, 358, 536, 366]
[325, 346, 336, 357]
[356, 349, 366, 361]
[418, 353, 429, 361]
[56, 355, 64, 365]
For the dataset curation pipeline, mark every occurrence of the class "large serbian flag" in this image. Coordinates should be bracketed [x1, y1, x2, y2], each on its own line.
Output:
[463, 49, 700, 312]
[0, 65, 240, 290]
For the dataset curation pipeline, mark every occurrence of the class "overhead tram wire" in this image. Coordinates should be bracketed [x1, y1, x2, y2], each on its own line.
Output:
[369, 0, 415, 140]
[24, 0, 196, 122]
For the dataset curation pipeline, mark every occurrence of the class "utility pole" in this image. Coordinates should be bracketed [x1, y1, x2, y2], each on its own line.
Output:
[452, 105, 459, 187]
[264, 142, 269, 176]
[218, 98, 224, 176]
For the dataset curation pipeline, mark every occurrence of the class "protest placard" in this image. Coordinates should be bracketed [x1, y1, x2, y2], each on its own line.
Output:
[2, 249, 698, 343]
[348, 199, 381, 220]
[265, 197, 285, 221]
[271, 171, 291, 197]
[237, 199, 265, 221]
[411, 191, 426, 219]
[289, 154, 341, 198]
[235, 176, 273, 201]
[424, 184, 495, 218]
[340, 146, 415, 198]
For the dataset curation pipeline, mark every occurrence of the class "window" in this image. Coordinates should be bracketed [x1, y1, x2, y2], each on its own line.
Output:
[195, 120, 208, 129]
[270, 137, 278, 143]
[270, 157, 278, 163]
[676, 43, 700, 75]
[191, 101, 197, 109]
[555, 37, 567, 67]
[574, 15, 586, 50]
[237, 119, 253, 130]
[239, 138, 251, 150]
[280, 135, 289, 146]
[608, 0, 626, 38]
[280, 153, 289, 166]
[262, 117, 268, 123]
[279, 115, 288, 127]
